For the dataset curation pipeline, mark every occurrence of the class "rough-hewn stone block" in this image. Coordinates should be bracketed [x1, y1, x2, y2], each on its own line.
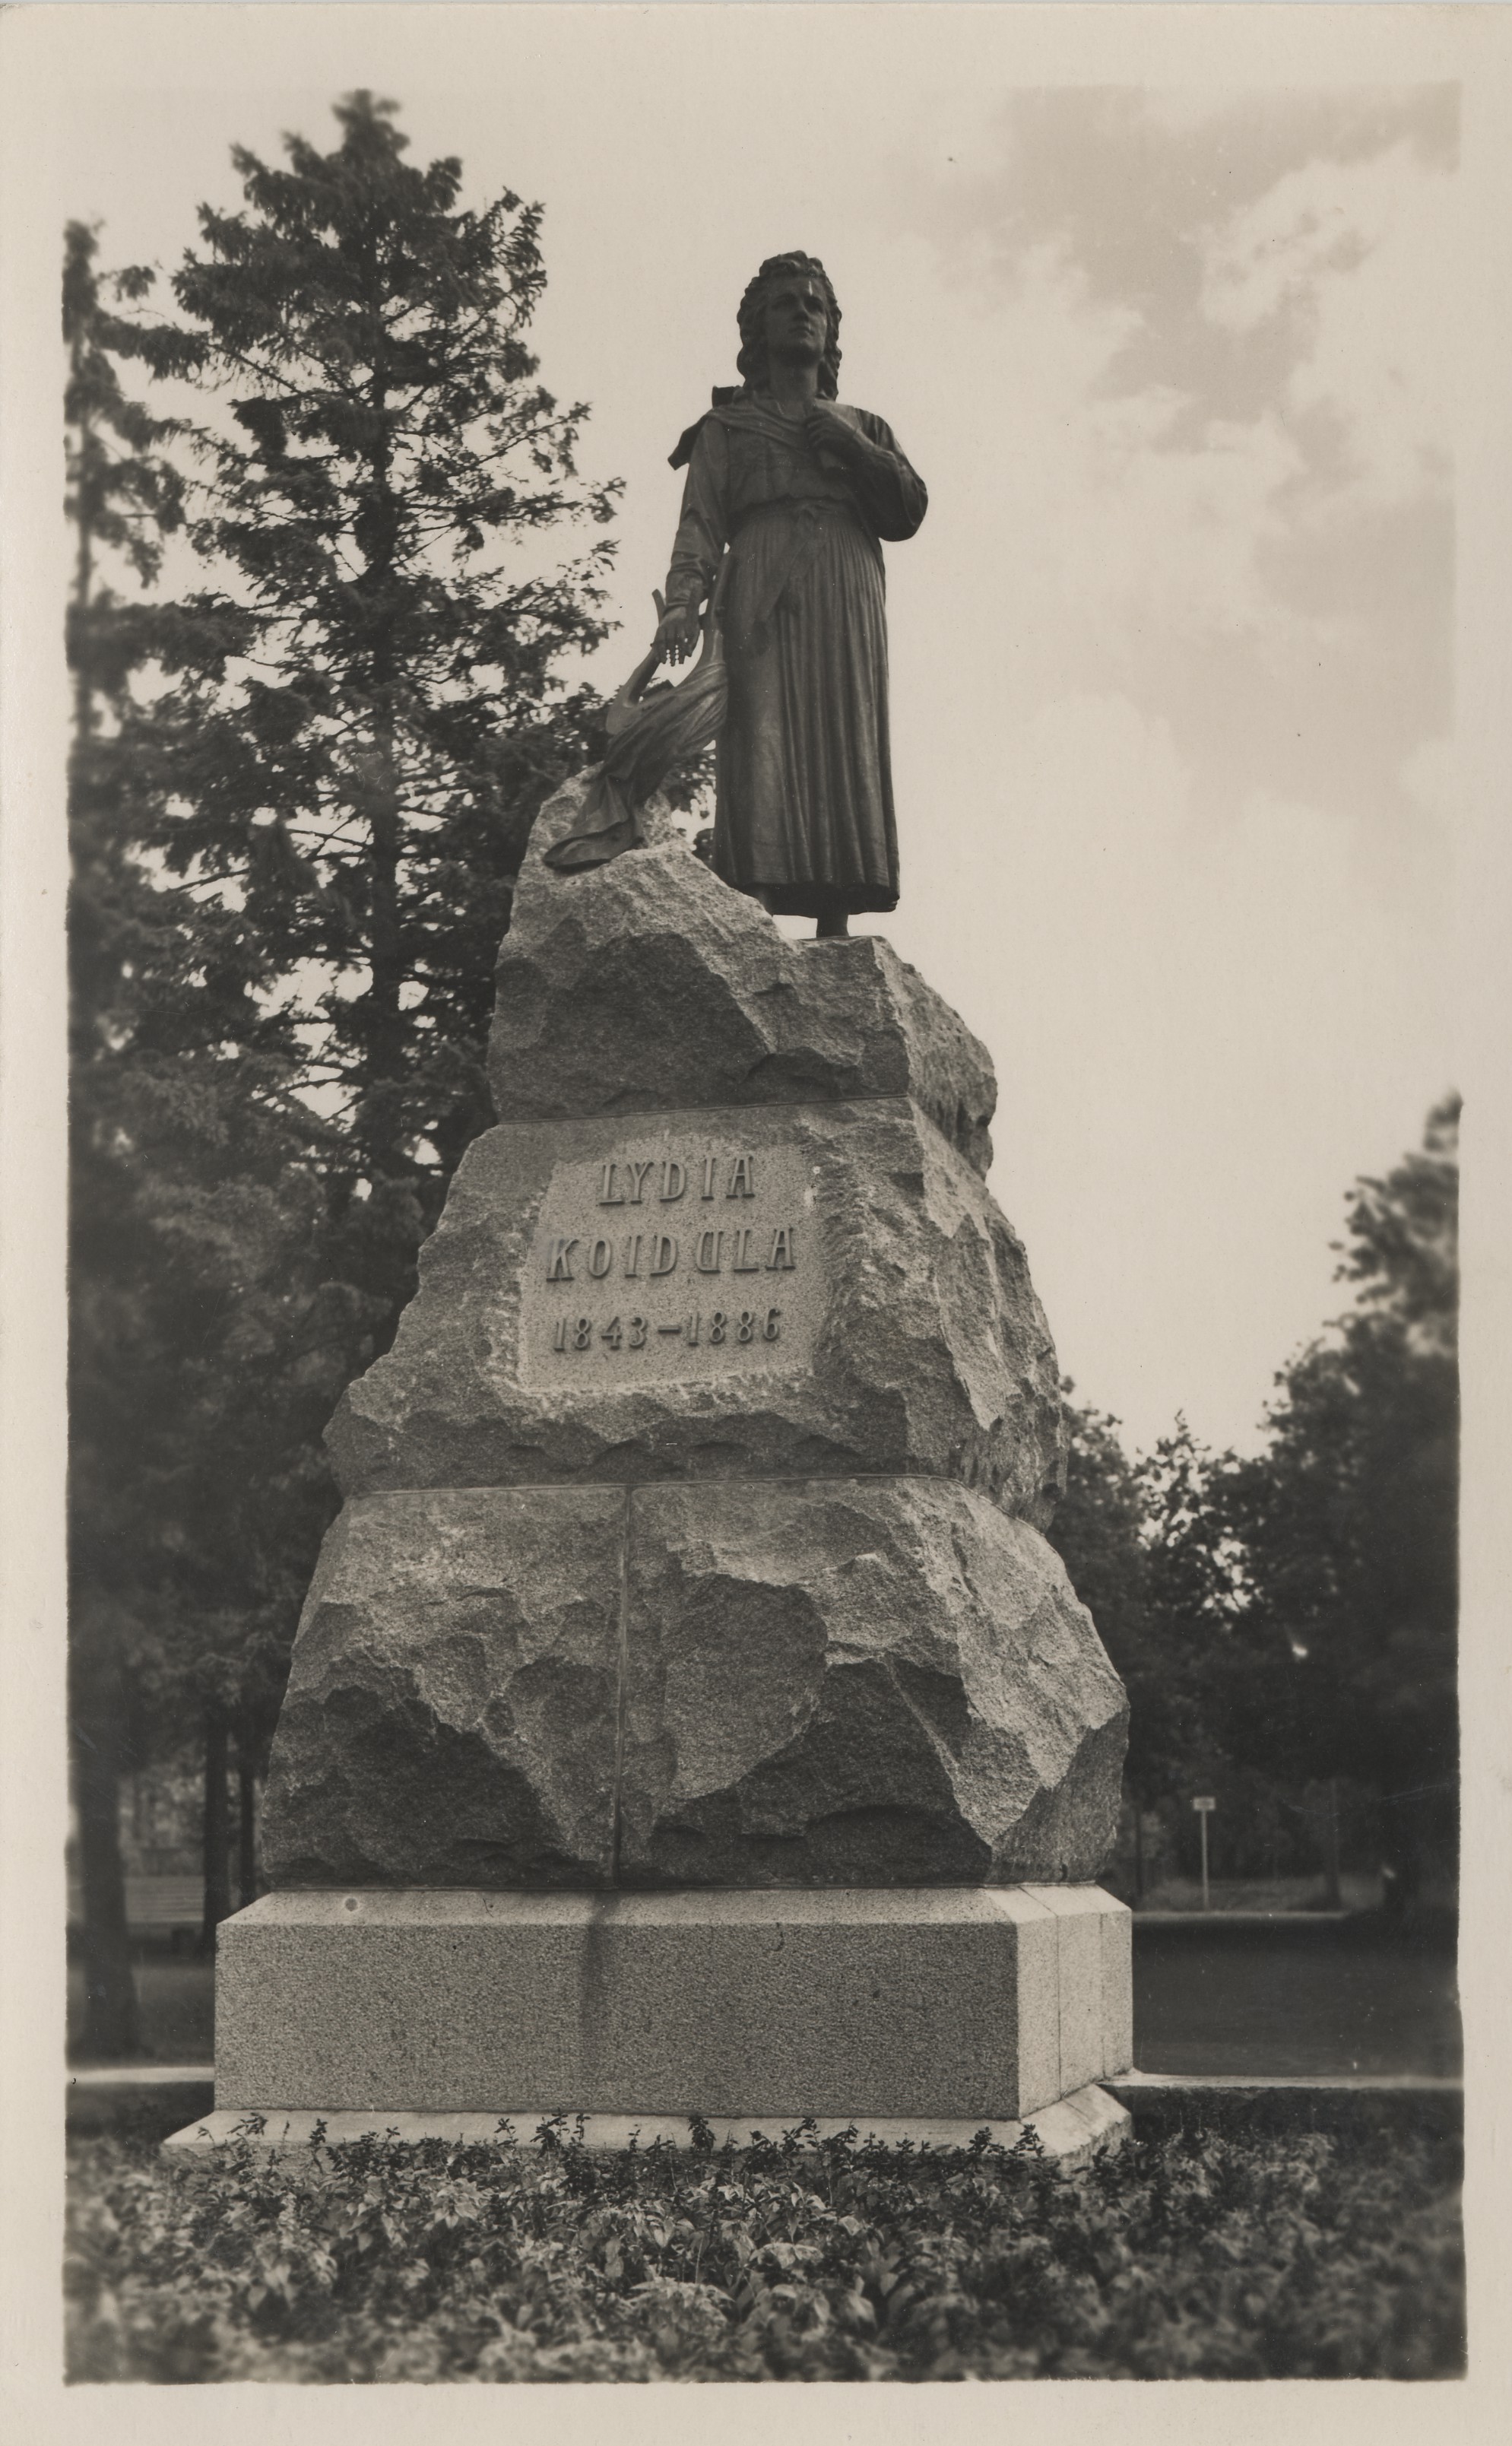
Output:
[327, 1097, 1065, 1525]
[490, 780, 997, 1173]
[261, 1487, 624, 1889]
[261, 1478, 1127, 1892]
[619, 1478, 1127, 1887]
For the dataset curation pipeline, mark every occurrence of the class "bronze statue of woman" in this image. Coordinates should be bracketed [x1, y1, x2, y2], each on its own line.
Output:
[656, 253, 927, 940]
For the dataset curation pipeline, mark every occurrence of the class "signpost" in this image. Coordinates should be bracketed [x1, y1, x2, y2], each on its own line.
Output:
[1192, 1795, 1216, 1913]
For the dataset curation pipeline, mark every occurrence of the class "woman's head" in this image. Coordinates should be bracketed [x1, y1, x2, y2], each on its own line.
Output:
[736, 252, 842, 398]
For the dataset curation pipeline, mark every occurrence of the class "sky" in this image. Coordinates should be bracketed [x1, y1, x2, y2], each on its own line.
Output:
[8, 5, 1476, 1458]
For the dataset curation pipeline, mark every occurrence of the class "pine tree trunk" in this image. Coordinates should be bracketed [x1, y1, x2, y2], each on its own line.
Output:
[359, 363, 407, 1227]
[71, 1685, 141, 2061]
[1380, 1788, 1414, 1918]
[1323, 1776, 1342, 1909]
[236, 1734, 258, 1911]
[200, 1715, 232, 1952]
[365, 720, 404, 1160]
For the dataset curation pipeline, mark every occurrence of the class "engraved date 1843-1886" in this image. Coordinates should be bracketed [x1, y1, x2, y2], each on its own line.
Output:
[551, 1306, 782, 1355]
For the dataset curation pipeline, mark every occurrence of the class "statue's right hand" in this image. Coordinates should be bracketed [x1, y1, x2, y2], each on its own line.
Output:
[655, 598, 703, 668]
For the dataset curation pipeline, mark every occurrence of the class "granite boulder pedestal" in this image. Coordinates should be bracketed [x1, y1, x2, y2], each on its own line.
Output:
[171, 787, 1133, 2157]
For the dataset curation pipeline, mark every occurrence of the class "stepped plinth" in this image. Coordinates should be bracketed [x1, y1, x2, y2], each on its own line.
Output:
[179, 788, 1133, 2153]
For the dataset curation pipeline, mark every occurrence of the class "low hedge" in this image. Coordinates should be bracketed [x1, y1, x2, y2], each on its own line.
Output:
[66, 2113, 1463, 2382]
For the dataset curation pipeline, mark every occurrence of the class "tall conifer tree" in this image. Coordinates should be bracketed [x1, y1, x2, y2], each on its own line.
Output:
[68, 104, 623, 1976]
[66, 219, 322, 2002]
[66, 220, 186, 2054]
[124, 91, 619, 1340]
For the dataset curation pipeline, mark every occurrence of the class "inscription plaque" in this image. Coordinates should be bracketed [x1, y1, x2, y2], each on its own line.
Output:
[519, 1135, 825, 1388]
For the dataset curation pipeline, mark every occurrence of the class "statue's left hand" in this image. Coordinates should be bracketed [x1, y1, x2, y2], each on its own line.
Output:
[653, 597, 703, 668]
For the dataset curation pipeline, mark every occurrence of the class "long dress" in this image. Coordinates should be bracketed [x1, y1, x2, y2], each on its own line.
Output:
[664, 392, 927, 919]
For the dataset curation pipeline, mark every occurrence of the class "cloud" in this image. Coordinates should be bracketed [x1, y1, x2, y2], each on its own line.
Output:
[1200, 140, 1456, 507]
[889, 230, 1327, 733]
[1056, 395, 1311, 648]
[883, 90, 1454, 884]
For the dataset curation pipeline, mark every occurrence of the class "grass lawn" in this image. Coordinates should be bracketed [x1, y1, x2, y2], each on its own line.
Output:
[1133, 1918, 1461, 2078]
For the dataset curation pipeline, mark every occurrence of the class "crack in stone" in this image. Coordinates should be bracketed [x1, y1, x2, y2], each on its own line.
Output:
[608, 1483, 633, 1888]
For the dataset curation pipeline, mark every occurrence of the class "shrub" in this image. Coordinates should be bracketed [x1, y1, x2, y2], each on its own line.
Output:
[65, 2113, 1463, 2382]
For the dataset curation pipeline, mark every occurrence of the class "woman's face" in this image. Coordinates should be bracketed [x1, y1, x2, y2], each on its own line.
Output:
[761, 271, 829, 368]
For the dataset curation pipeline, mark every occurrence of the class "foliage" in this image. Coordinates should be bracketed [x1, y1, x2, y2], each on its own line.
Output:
[1048, 1400, 1149, 1665]
[1053, 1103, 1458, 1889]
[65, 216, 277, 2037]
[119, 90, 620, 1314]
[63, 220, 185, 721]
[1049, 1401, 1162, 1800]
[67, 217, 193, 1646]
[1051, 1405, 1255, 1810]
[1224, 1099, 1460, 1881]
[65, 100, 623, 1898]
[65, 218, 350, 1905]
[65, 2118, 1463, 2382]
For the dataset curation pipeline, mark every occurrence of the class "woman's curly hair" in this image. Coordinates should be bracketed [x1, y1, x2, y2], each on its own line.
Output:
[735, 252, 842, 399]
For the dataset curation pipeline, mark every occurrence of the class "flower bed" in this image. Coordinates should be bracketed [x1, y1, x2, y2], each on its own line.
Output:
[66, 2111, 1463, 2381]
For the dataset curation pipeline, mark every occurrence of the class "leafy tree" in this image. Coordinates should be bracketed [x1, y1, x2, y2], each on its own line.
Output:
[1056, 1109, 1457, 1905]
[1134, 1420, 1269, 1779]
[1225, 1101, 1460, 1900]
[1048, 1401, 1153, 1762]
[1052, 1401, 1259, 1890]
[1054, 1406, 1247, 1793]
[1048, 1399, 1159, 1890]
[1048, 1401, 1146, 1645]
